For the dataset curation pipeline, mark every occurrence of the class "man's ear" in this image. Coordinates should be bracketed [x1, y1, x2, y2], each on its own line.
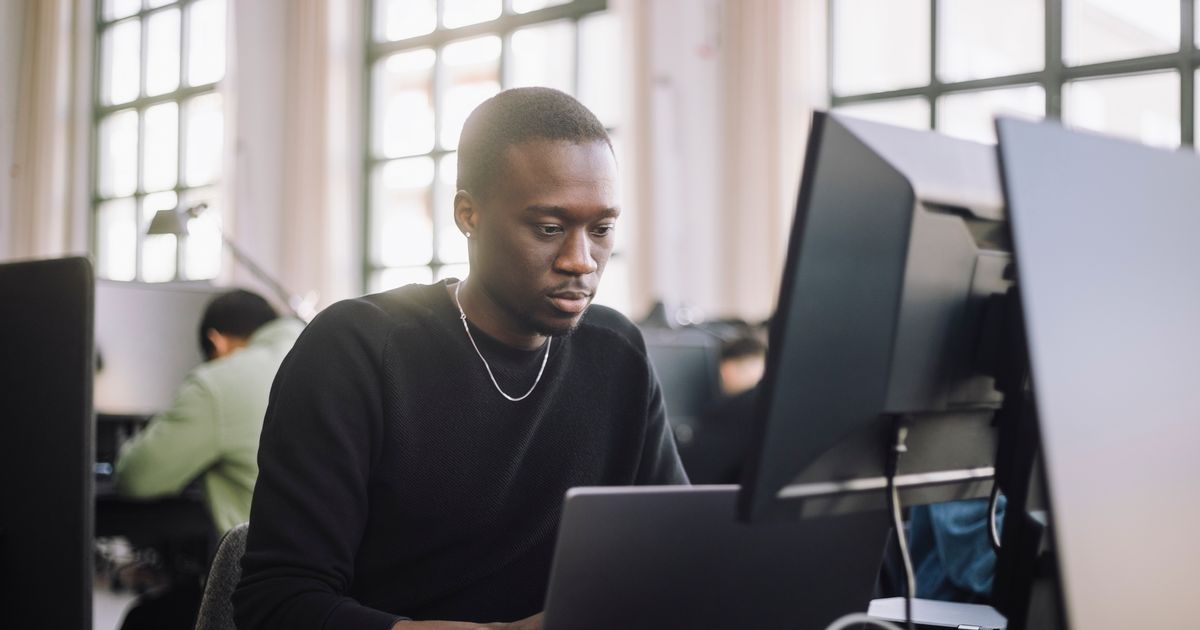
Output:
[454, 190, 479, 238]
[206, 329, 232, 360]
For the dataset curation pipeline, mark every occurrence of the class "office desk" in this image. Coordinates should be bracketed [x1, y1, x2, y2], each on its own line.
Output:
[95, 479, 216, 590]
[95, 409, 215, 548]
[95, 413, 216, 581]
[95, 482, 211, 546]
[96, 413, 148, 469]
[95, 412, 214, 545]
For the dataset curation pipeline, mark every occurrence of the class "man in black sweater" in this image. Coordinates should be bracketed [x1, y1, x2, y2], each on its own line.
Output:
[233, 88, 688, 630]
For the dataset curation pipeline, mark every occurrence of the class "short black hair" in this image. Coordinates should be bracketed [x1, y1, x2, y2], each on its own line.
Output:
[456, 87, 612, 199]
[198, 289, 278, 359]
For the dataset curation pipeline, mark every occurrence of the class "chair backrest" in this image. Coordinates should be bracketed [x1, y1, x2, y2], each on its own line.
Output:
[194, 523, 248, 630]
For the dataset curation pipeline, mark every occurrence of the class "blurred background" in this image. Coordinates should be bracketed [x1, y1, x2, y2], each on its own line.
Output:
[3, 0, 1194, 322]
[4, 2, 1198, 627]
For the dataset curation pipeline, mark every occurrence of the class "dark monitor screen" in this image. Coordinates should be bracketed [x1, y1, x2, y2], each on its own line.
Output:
[739, 112, 1011, 522]
[0, 256, 94, 629]
[641, 327, 721, 438]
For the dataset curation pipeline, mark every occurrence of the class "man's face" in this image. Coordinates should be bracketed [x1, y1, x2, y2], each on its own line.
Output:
[466, 139, 619, 337]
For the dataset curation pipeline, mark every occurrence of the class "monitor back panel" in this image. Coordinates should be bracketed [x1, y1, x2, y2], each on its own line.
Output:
[0, 256, 94, 630]
[998, 118, 1200, 630]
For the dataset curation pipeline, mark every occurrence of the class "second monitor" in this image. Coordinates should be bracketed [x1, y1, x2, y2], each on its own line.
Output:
[739, 111, 1013, 522]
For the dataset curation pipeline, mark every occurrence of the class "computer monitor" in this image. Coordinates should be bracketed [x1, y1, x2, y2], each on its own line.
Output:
[739, 111, 1012, 522]
[641, 327, 721, 444]
[0, 256, 94, 630]
[95, 279, 225, 415]
[997, 117, 1200, 630]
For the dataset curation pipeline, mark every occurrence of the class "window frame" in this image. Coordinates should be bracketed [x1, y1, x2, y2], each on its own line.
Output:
[362, 0, 611, 294]
[827, 0, 1200, 145]
[91, 0, 225, 282]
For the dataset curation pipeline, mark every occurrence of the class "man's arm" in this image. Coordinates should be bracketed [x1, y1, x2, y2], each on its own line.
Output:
[113, 376, 220, 497]
[233, 300, 404, 630]
[635, 356, 690, 486]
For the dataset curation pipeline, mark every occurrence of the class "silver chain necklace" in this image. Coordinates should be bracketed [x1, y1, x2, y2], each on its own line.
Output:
[453, 280, 551, 402]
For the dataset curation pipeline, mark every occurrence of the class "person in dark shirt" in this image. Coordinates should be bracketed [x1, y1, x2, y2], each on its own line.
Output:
[233, 87, 688, 630]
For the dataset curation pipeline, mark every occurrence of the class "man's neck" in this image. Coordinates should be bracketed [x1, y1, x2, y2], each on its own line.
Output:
[449, 280, 548, 351]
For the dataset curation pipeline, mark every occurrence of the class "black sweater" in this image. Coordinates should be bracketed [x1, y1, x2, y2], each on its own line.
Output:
[233, 281, 687, 629]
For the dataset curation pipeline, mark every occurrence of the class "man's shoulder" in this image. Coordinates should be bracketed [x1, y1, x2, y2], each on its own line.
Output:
[314, 283, 441, 331]
[286, 283, 448, 362]
[577, 304, 648, 356]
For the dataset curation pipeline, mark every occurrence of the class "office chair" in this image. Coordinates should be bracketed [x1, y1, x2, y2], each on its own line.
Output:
[193, 523, 248, 630]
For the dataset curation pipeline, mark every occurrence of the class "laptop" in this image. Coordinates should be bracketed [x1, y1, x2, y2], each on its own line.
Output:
[541, 485, 890, 630]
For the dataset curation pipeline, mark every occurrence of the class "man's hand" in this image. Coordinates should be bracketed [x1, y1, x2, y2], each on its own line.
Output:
[391, 612, 543, 630]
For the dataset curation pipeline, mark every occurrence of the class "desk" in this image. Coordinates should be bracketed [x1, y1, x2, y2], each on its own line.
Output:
[95, 411, 214, 548]
[95, 482, 212, 547]
[95, 480, 216, 590]
[95, 414, 216, 581]
[96, 413, 149, 470]
[95, 412, 214, 545]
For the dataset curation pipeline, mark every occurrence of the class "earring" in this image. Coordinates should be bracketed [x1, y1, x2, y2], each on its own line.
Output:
[465, 232, 471, 238]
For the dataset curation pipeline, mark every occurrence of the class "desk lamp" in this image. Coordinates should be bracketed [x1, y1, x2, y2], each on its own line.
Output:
[147, 203, 315, 322]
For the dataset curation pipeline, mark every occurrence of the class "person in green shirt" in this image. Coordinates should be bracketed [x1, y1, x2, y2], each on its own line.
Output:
[113, 288, 304, 535]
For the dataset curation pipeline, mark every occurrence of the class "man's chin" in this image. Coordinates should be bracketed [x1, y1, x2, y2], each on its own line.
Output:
[534, 310, 587, 338]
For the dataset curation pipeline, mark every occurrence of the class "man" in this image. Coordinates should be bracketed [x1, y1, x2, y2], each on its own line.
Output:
[114, 288, 304, 534]
[234, 88, 687, 630]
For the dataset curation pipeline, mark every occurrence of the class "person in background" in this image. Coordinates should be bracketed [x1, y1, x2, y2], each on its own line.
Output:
[907, 496, 1007, 603]
[114, 288, 304, 533]
[113, 289, 304, 630]
[683, 330, 767, 484]
[717, 332, 767, 397]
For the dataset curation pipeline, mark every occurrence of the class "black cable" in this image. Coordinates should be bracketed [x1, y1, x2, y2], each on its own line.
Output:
[885, 420, 916, 630]
[988, 483, 1003, 553]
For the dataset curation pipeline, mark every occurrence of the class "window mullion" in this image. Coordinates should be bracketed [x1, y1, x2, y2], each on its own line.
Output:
[825, 0, 836, 99]
[1045, 0, 1063, 119]
[929, 0, 939, 130]
[428, 28, 447, 279]
[135, 12, 150, 280]
[1181, 0, 1195, 146]
[177, 0, 191, 279]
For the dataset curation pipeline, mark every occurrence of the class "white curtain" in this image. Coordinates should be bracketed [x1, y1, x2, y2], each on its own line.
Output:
[4, 0, 89, 261]
[622, 0, 826, 321]
[719, 0, 826, 319]
[280, 0, 363, 309]
[224, 0, 363, 312]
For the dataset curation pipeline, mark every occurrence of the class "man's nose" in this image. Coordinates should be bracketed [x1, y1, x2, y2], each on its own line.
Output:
[554, 230, 598, 276]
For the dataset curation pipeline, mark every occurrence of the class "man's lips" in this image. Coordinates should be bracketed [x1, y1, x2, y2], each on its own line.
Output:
[547, 291, 592, 315]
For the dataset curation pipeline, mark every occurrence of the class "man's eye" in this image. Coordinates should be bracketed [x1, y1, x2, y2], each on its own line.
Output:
[591, 225, 615, 237]
[537, 225, 564, 236]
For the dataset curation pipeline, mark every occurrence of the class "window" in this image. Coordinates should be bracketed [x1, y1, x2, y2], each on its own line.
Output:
[829, 0, 1199, 148]
[366, 0, 631, 313]
[93, 0, 227, 282]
